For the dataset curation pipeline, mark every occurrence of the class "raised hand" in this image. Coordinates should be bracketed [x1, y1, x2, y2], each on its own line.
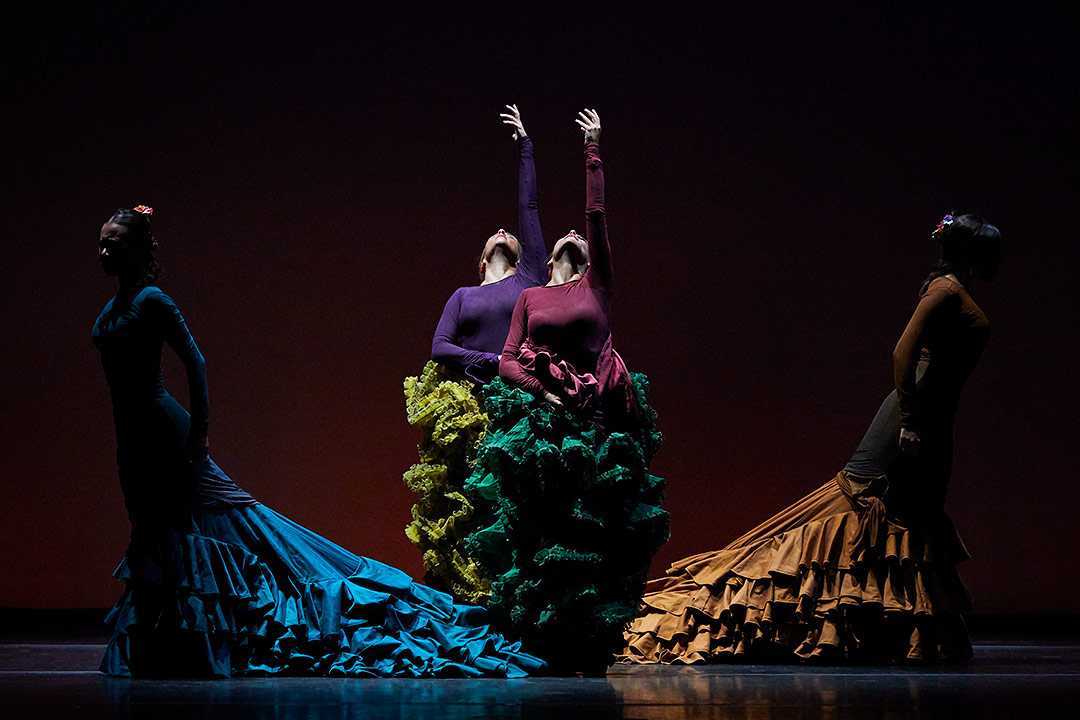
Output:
[500, 103, 527, 141]
[575, 108, 601, 144]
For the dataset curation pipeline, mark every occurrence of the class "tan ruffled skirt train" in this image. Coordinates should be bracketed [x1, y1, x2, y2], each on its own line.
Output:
[619, 472, 973, 664]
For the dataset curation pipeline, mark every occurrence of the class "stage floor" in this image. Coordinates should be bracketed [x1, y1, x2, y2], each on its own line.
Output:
[2, 637, 1078, 719]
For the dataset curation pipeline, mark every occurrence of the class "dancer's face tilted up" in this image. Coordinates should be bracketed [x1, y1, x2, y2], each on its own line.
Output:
[99, 222, 137, 277]
[548, 231, 588, 276]
[478, 229, 520, 280]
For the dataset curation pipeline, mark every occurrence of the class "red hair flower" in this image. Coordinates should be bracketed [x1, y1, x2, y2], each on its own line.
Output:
[133, 205, 154, 216]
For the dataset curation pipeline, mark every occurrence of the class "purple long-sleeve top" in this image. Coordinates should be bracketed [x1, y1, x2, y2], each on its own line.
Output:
[500, 142, 636, 430]
[430, 136, 548, 383]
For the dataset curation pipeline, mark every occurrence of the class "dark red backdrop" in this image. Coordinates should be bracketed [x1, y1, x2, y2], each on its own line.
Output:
[2, 3, 1077, 612]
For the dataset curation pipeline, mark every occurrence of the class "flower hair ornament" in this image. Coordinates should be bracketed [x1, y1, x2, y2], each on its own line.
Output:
[933, 214, 954, 237]
[132, 205, 158, 249]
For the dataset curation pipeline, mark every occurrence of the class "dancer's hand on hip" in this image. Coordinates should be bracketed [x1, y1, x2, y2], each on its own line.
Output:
[899, 427, 920, 457]
[188, 431, 210, 463]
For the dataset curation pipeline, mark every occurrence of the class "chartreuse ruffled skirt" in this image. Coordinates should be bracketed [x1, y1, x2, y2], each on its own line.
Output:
[101, 481, 543, 678]
[401, 361, 493, 604]
[463, 375, 669, 670]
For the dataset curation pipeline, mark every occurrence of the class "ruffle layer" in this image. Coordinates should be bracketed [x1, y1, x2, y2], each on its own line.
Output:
[402, 362, 492, 604]
[620, 473, 973, 665]
[464, 375, 667, 669]
[102, 504, 544, 678]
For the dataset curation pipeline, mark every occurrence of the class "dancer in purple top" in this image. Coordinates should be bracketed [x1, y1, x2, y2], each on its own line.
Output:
[463, 110, 668, 674]
[430, 104, 549, 384]
[402, 105, 549, 604]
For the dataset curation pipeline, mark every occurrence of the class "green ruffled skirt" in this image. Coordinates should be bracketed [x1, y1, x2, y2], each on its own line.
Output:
[463, 375, 668, 670]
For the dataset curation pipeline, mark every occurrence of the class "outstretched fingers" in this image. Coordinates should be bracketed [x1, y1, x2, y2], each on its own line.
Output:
[501, 104, 526, 138]
[576, 108, 601, 141]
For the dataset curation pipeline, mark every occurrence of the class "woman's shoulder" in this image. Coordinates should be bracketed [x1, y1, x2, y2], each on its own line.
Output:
[444, 284, 480, 307]
[927, 275, 959, 291]
[133, 286, 186, 318]
[94, 285, 165, 319]
[922, 276, 964, 301]
[918, 277, 969, 318]
[137, 285, 173, 304]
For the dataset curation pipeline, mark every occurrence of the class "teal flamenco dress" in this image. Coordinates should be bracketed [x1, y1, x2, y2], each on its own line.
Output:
[94, 286, 543, 678]
[464, 375, 668, 669]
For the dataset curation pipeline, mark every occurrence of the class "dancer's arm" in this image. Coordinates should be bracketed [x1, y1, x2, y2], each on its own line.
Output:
[431, 289, 501, 378]
[499, 294, 560, 403]
[576, 109, 612, 290]
[893, 281, 955, 454]
[500, 104, 547, 286]
[152, 290, 210, 460]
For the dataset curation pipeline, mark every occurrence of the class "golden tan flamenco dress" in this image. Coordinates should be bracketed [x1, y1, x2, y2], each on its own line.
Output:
[622, 276, 991, 665]
[620, 470, 973, 664]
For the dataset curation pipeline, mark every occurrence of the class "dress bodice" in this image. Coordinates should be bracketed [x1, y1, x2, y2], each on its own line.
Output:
[93, 285, 208, 435]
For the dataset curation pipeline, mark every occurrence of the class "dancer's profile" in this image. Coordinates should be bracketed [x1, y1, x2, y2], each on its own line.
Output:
[463, 109, 669, 674]
[621, 213, 1001, 665]
[401, 104, 548, 604]
[93, 206, 543, 678]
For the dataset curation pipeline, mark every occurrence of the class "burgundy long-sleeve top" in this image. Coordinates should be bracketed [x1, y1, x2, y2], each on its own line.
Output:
[500, 142, 635, 429]
[430, 136, 548, 383]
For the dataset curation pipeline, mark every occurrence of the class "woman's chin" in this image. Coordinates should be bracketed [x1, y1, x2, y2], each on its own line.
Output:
[554, 248, 586, 267]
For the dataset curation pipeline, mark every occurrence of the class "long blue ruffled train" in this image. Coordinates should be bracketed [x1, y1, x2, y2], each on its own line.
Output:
[102, 498, 544, 678]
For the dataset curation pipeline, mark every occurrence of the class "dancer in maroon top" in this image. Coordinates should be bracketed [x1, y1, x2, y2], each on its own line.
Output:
[464, 110, 668, 674]
[402, 105, 548, 605]
[499, 110, 634, 430]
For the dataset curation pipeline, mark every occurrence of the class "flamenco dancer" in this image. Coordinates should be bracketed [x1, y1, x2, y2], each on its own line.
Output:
[402, 104, 548, 604]
[621, 213, 1001, 665]
[464, 110, 669, 673]
[93, 206, 544, 678]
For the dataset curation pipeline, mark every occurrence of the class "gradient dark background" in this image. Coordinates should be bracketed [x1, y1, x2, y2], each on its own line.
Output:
[2, 2, 1077, 613]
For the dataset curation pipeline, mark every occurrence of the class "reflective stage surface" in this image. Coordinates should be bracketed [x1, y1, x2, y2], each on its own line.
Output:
[2, 638, 1077, 719]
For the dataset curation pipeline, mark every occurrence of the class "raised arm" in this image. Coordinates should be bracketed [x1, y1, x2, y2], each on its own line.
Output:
[501, 104, 547, 285]
[576, 109, 612, 289]
[151, 290, 210, 458]
[499, 293, 548, 399]
[431, 289, 501, 381]
[893, 282, 955, 454]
